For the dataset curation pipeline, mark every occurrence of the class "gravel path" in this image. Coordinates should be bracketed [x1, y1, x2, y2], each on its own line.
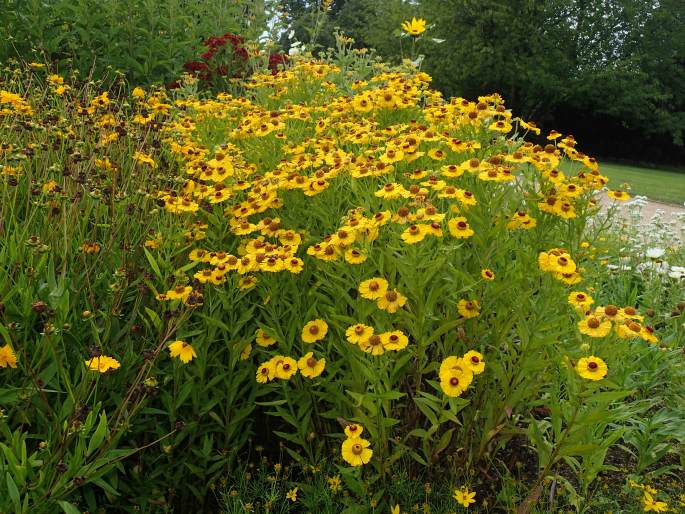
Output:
[598, 195, 684, 224]
[637, 199, 684, 222]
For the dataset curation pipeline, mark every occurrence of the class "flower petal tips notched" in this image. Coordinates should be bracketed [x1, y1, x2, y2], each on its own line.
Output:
[0, 345, 18, 368]
[576, 356, 608, 381]
[168, 341, 197, 364]
[401, 17, 427, 37]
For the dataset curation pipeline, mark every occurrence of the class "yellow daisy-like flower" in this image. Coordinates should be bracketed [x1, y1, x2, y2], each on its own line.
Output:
[453, 487, 476, 508]
[286, 487, 298, 502]
[439, 356, 474, 397]
[255, 328, 277, 347]
[344, 423, 363, 438]
[168, 341, 197, 364]
[577, 316, 612, 338]
[440, 370, 471, 398]
[346, 324, 374, 345]
[84, 355, 121, 373]
[607, 189, 630, 201]
[380, 330, 409, 351]
[358, 278, 389, 300]
[359, 334, 386, 356]
[575, 356, 608, 381]
[256, 360, 276, 383]
[165, 285, 193, 301]
[457, 299, 480, 319]
[345, 248, 368, 264]
[481, 268, 495, 281]
[642, 492, 668, 512]
[401, 224, 429, 245]
[448, 217, 474, 238]
[302, 319, 328, 343]
[462, 350, 485, 374]
[239, 343, 252, 361]
[297, 352, 326, 378]
[341, 437, 373, 466]
[273, 356, 298, 380]
[401, 17, 427, 37]
[0, 344, 18, 368]
[568, 291, 594, 311]
[376, 289, 407, 313]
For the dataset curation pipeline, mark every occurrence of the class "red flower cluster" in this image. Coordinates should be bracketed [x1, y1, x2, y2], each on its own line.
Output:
[268, 53, 289, 75]
[201, 33, 249, 62]
[180, 32, 288, 87]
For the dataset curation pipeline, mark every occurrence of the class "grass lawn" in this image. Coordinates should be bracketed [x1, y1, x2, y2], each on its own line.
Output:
[599, 163, 685, 205]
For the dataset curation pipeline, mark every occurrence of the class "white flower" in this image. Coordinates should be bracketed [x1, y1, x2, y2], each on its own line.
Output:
[637, 261, 669, 274]
[645, 247, 665, 259]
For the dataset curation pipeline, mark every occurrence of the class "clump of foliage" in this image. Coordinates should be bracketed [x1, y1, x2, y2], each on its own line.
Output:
[0, 0, 266, 86]
[0, 35, 683, 513]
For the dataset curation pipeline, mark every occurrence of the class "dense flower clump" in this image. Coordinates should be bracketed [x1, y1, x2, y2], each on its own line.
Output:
[1, 52, 680, 513]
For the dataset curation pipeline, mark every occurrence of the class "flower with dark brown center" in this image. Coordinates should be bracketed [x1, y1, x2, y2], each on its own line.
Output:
[605, 305, 618, 317]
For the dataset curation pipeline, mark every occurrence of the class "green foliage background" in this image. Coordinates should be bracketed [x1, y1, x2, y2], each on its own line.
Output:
[0, 0, 266, 86]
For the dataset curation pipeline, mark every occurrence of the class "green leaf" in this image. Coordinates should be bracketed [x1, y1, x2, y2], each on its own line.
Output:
[143, 247, 162, 280]
[6, 472, 21, 513]
[87, 411, 108, 457]
[58, 500, 82, 514]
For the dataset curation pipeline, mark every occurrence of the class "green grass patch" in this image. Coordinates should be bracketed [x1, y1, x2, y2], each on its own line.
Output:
[599, 163, 685, 205]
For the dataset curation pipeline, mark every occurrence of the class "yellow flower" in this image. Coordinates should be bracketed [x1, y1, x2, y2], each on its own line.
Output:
[607, 189, 630, 201]
[133, 151, 157, 168]
[42, 180, 58, 193]
[327, 475, 342, 493]
[359, 334, 386, 356]
[168, 341, 197, 364]
[568, 291, 593, 311]
[0, 344, 18, 368]
[577, 316, 611, 338]
[401, 224, 429, 244]
[448, 217, 474, 238]
[391, 505, 400, 514]
[358, 278, 389, 300]
[273, 356, 298, 379]
[481, 268, 495, 281]
[376, 289, 407, 313]
[575, 356, 608, 381]
[286, 487, 298, 502]
[380, 330, 409, 351]
[457, 299, 480, 319]
[255, 328, 277, 347]
[47, 74, 64, 85]
[401, 17, 427, 37]
[462, 350, 485, 374]
[439, 357, 474, 397]
[165, 285, 193, 301]
[344, 423, 363, 438]
[346, 324, 374, 345]
[341, 437, 373, 466]
[345, 248, 368, 264]
[256, 360, 276, 383]
[297, 352, 326, 378]
[238, 275, 258, 291]
[643, 492, 668, 512]
[453, 487, 476, 508]
[132, 87, 146, 99]
[84, 355, 121, 373]
[302, 319, 328, 343]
